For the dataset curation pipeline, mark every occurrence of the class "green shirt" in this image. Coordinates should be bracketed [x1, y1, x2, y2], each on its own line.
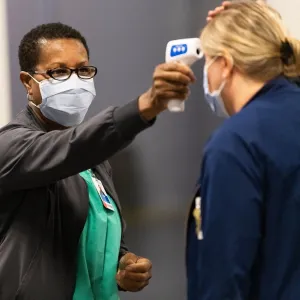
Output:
[73, 169, 122, 300]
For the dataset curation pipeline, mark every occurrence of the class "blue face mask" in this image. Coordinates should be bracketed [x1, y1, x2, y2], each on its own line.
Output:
[203, 60, 229, 118]
[29, 74, 96, 127]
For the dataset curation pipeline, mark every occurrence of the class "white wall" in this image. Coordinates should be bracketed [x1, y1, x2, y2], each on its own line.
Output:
[267, 0, 300, 40]
[0, 0, 11, 126]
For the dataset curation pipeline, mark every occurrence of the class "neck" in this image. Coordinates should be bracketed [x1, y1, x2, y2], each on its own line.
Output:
[225, 76, 266, 115]
[28, 102, 67, 131]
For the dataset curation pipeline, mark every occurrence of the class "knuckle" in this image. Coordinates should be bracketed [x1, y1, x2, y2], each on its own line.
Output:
[154, 64, 162, 72]
[153, 67, 162, 77]
[156, 63, 167, 72]
[153, 72, 160, 80]
[142, 273, 149, 281]
[166, 92, 177, 99]
[175, 74, 183, 81]
[180, 75, 190, 83]
[153, 81, 161, 89]
[156, 90, 164, 97]
[176, 93, 186, 100]
[184, 87, 190, 93]
[177, 84, 187, 91]
[173, 63, 181, 72]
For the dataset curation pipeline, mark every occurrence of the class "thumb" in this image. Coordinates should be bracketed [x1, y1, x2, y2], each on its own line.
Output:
[119, 252, 138, 270]
[124, 259, 135, 267]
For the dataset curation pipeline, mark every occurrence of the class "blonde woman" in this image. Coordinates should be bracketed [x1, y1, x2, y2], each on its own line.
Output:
[186, 1, 300, 299]
[207, 0, 300, 88]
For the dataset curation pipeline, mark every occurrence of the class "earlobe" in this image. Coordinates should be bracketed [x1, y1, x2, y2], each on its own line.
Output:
[221, 68, 230, 80]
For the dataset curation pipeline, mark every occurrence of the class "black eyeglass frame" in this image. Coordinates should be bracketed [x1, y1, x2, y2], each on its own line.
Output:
[29, 66, 98, 81]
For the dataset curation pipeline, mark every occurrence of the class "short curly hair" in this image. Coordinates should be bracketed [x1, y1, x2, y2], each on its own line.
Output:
[18, 22, 90, 72]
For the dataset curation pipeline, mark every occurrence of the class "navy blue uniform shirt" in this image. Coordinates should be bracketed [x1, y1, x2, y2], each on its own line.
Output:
[186, 77, 300, 300]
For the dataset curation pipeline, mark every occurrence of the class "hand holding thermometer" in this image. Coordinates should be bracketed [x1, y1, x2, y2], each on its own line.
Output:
[165, 38, 203, 112]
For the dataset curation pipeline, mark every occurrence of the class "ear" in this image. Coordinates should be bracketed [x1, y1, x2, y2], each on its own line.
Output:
[20, 71, 33, 96]
[221, 55, 234, 79]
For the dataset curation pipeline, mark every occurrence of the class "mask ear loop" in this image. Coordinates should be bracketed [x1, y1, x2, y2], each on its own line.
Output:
[205, 56, 224, 95]
[204, 56, 218, 72]
[27, 94, 40, 108]
[26, 72, 40, 84]
[211, 80, 226, 97]
[206, 59, 229, 117]
[24, 72, 41, 107]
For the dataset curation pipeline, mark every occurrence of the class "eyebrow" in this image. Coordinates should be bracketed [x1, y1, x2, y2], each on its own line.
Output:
[47, 61, 89, 68]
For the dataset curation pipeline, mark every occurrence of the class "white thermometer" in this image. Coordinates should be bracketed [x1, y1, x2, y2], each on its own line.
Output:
[165, 38, 203, 112]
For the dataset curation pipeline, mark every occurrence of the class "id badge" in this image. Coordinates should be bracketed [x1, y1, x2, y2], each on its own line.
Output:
[91, 176, 114, 211]
[193, 197, 203, 240]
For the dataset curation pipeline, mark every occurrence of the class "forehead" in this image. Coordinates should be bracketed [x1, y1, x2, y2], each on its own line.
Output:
[37, 38, 88, 67]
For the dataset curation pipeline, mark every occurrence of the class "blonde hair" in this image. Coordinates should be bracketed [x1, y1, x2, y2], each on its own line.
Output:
[200, 0, 300, 81]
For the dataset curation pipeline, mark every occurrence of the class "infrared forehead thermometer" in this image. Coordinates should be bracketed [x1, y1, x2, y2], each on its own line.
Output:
[165, 38, 203, 112]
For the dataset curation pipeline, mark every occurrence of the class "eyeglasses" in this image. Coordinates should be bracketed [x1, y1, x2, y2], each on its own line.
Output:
[31, 66, 97, 81]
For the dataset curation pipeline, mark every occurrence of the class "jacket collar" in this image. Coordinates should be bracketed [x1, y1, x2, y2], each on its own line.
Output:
[244, 76, 293, 109]
[18, 105, 48, 132]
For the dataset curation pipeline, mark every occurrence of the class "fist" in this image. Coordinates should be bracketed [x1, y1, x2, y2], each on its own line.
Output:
[116, 252, 152, 292]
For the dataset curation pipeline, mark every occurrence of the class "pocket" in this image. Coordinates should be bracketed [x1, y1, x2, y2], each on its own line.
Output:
[14, 246, 41, 300]
[14, 248, 68, 300]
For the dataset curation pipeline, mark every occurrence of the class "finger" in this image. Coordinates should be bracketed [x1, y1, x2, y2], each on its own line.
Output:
[213, 5, 225, 12]
[209, 6, 221, 12]
[212, 6, 225, 15]
[163, 90, 190, 101]
[155, 89, 190, 102]
[156, 63, 196, 82]
[137, 280, 150, 291]
[154, 71, 193, 85]
[116, 271, 124, 282]
[207, 10, 214, 16]
[137, 257, 152, 264]
[154, 79, 189, 93]
[126, 261, 152, 273]
[119, 253, 139, 270]
[222, 1, 232, 7]
[116, 278, 150, 292]
[123, 253, 139, 262]
[119, 259, 136, 270]
[121, 270, 152, 282]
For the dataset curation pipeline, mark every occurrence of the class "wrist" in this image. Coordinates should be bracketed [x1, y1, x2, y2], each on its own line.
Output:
[138, 89, 164, 121]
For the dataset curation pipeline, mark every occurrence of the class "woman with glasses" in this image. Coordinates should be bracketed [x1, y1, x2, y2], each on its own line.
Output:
[0, 22, 195, 300]
[186, 1, 300, 299]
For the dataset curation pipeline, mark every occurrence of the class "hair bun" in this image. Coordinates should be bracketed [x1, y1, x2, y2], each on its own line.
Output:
[280, 40, 295, 65]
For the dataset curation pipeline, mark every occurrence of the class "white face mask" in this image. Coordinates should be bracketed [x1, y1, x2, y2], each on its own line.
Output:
[203, 58, 229, 118]
[29, 74, 96, 127]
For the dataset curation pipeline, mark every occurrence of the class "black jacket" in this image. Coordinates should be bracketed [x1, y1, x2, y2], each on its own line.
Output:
[0, 99, 153, 300]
